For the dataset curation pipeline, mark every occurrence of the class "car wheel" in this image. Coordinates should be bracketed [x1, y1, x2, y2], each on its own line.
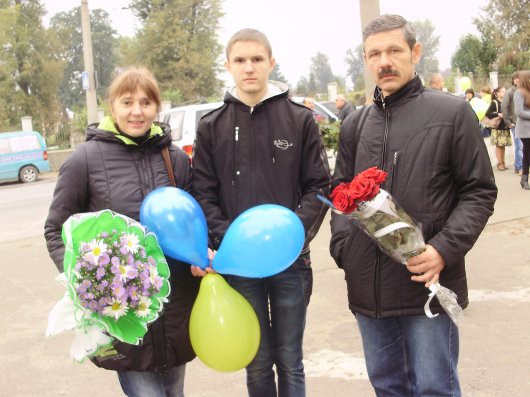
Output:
[20, 165, 39, 183]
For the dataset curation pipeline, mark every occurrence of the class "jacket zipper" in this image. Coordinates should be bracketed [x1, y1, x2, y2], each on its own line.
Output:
[375, 103, 391, 318]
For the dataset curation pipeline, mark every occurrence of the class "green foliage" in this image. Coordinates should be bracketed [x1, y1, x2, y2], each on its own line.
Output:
[0, 0, 63, 133]
[162, 89, 183, 106]
[129, 0, 224, 102]
[270, 64, 289, 85]
[309, 52, 338, 94]
[412, 20, 440, 80]
[345, 45, 364, 91]
[451, 35, 483, 75]
[318, 119, 341, 154]
[48, 8, 119, 110]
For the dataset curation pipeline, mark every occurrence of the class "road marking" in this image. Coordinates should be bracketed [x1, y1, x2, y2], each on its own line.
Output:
[304, 349, 368, 380]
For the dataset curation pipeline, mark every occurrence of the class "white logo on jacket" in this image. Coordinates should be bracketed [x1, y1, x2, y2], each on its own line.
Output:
[273, 139, 293, 150]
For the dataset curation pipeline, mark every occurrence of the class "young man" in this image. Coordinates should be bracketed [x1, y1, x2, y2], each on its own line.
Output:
[192, 29, 331, 396]
[330, 15, 497, 396]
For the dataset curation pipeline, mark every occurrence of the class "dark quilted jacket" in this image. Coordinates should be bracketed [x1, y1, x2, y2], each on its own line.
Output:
[44, 121, 199, 372]
[330, 76, 497, 318]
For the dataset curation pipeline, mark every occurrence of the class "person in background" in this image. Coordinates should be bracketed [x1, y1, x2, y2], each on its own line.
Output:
[487, 87, 512, 171]
[330, 14, 497, 396]
[514, 70, 530, 190]
[335, 94, 355, 121]
[428, 72, 444, 91]
[44, 67, 199, 397]
[502, 71, 522, 174]
[302, 96, 315, 110]
[191, 28, 331, 396]
[480, 85, 492, 104]
[465, 88, 475, 102]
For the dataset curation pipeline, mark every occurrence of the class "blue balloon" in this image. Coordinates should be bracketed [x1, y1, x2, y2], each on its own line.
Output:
[140, 187, 209, 268]
[212, 204, 305, 278]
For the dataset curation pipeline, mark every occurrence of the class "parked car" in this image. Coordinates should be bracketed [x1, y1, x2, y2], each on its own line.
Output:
[158, 101, 224, 156]
[158, 98, 338, 157]
[0, 131, 51, 183]
[290, 96, 339, 123]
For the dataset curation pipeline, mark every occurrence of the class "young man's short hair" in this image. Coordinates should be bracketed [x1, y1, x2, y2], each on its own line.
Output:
[225, 28, 272, 59]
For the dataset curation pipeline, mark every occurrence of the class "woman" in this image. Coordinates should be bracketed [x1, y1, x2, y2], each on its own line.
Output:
[486, 87, 512, 171]
[45, 67, 199, 396]
[514, 70, 530, 190]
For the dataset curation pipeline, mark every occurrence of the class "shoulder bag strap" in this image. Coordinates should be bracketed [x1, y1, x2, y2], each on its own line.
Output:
[161, 146, 176, 187]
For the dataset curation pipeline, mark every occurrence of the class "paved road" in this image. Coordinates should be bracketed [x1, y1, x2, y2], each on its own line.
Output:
[1, 140, 529, 396]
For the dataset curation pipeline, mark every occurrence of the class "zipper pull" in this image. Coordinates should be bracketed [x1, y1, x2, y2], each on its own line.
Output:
[235, 126, 239, 142]
[393, 151, 398, 165]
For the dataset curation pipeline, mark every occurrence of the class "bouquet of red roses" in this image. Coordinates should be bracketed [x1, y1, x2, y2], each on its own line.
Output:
[319, 167, 463, 325]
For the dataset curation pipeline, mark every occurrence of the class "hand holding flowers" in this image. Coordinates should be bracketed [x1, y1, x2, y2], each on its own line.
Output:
[46, 210, 171, 361]
[319, 167, 463, 326]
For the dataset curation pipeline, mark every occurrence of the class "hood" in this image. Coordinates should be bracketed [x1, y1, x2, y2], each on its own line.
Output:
[224, 80, 289, 107]
[86, 117, 172, 148]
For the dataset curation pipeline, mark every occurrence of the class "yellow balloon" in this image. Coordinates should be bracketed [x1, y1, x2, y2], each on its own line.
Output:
[460, 76, 471, 92]
[189, 274, 260, 372]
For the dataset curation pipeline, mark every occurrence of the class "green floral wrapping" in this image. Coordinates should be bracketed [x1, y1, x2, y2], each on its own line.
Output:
[52, 210, 171, 358]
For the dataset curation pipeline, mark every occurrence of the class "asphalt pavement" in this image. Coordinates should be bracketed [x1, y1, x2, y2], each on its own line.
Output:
[1, 139, 529, 396]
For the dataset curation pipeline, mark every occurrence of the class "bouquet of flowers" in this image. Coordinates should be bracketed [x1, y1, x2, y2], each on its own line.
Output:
[46, 210, 171, 362]
[319, 167, 463, 326]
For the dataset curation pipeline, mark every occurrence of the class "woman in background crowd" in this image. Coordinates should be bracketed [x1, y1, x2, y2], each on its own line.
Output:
[486, 87, 511, 171]
[514, 70, 530, 190]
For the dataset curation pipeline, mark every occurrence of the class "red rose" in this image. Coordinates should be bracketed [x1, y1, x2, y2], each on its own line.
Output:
[330, 183, 358, 212]
[351, 176, 380, 202]
[358, 167, 387, 185]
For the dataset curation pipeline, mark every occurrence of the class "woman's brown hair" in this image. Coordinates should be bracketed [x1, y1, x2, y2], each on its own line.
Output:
[106, 67, 162, 112]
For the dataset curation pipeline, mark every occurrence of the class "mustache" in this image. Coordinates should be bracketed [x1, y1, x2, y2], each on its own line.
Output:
[378, 67, 399, 78]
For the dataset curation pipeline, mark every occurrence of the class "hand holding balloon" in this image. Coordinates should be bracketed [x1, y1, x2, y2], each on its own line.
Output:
[190, 249, 217, 277]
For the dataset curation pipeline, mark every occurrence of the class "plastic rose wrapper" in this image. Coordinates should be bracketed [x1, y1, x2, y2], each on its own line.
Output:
[319, 167, 463, 326]
[45, 210, 171, 362]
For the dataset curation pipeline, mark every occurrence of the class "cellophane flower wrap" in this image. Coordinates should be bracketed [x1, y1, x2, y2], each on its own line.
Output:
[46, 210, 171, 362]
[319, 167, 463, 326]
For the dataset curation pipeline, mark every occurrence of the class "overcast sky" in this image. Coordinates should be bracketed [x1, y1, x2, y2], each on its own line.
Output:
[43, 0, 488, 86]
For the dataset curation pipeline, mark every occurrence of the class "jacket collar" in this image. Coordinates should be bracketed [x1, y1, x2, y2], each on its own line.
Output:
[373, 74, 423, 111]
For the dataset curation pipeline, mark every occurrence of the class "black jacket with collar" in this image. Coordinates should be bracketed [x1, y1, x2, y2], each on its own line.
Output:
[44, 122, 199, 372]
[192, 83, 331, 252]
[330, 76, 497, 318]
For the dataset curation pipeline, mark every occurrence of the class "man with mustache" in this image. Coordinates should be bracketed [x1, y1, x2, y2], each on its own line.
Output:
[330, 14, 497, 396]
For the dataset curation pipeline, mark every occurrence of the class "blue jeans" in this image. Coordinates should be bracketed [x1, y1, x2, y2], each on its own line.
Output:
[117, 364, 186, 397]
[224, 253, 312, 397]
[356, 313, 461, 397]
[512, 127, 523, 170]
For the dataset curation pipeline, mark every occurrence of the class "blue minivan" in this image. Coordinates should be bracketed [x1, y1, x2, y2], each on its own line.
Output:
[0, 131, 51, 183]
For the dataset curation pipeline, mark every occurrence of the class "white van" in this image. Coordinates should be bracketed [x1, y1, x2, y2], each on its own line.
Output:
[158, 102, 224, 156]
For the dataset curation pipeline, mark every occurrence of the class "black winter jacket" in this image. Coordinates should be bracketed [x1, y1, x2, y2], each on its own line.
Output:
[192, 82, 331, 252]
[330, 76, 497, 318]
[44, 121, 199, 372]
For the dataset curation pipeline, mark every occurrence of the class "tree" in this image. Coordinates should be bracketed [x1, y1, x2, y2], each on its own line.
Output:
[411, 19, 440, 80]
[473, 0, 530, 73]
[270, 63, 289, 85]
[130, 0, 224, 102]
[0, 0, 63, 133]
[451, 35, 483, 76]
[344, 45, 364, 91]
[49, 7, 119, 110]
[309, 52, 337, 94]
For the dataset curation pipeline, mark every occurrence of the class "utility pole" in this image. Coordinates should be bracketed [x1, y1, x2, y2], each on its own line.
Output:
[359, 0, 380, 104]
[80, 0, 98, 124]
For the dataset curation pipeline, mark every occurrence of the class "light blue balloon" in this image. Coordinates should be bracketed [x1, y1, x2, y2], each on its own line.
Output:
[212, 204, 305, 278]
[140, 187, 209, 268]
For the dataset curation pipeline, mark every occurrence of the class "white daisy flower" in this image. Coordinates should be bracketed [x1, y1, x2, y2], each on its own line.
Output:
[118, 264, 133, 282]
[135, 296, 152, 318]
[83, 239, 108, 263]
[123, 232, 140, 254]
[102, 299, 128, 320]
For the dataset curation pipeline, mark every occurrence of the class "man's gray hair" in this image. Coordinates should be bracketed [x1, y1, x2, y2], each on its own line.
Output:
[362, 14, 417, 49]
